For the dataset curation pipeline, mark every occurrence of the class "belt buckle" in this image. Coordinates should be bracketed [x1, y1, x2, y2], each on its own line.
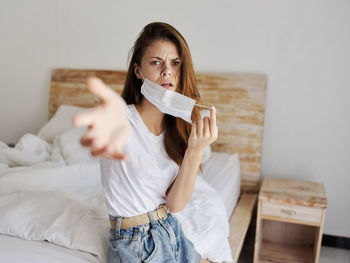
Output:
[157, 204, 168, 220]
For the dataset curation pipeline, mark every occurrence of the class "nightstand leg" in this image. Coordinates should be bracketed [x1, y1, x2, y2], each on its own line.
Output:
[254, 200, 262, 263]
[313, 210, 326, 262]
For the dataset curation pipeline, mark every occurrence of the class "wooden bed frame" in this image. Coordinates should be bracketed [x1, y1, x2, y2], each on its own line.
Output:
[49, 69, 267, 262]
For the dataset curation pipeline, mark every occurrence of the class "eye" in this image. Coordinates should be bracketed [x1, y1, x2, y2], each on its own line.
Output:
[151, 60, 160, 65]
[172, 60, 181, 66]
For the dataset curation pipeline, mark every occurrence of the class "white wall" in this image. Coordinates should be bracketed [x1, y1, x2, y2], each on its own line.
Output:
[1, 0, 349, 237]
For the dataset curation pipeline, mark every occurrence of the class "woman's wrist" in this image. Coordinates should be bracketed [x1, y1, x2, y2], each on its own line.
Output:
[185, 146, 205, 160]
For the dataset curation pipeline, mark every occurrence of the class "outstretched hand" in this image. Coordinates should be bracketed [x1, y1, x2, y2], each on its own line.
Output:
[73, 77, 131, 160]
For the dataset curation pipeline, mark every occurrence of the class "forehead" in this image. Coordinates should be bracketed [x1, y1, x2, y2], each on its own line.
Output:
[143, 40, 180, 59]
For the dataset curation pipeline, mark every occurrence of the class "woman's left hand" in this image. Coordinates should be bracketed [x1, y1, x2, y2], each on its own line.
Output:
[187, 107, 218, 153]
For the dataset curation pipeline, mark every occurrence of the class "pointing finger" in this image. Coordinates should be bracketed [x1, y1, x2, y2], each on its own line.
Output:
[86, 77, 116, 104]
[210, 106, 217, 134]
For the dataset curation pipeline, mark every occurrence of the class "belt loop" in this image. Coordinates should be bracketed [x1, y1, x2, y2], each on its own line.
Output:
[147, 211, 157, 228]
[162, 204, 170, 215]
[115, 217, 123, 235]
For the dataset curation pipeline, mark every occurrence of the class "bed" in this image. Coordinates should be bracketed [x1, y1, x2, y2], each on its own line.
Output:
[0, 69, 267, 262]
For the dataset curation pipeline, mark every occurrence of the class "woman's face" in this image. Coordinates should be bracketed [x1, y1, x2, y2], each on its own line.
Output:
[135, 40, 181, 92]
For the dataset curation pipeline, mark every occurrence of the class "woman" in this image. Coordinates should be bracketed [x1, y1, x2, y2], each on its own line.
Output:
[74, 22, 217, 263]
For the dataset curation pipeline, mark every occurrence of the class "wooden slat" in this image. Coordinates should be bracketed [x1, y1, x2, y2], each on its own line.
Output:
[229, 193, 257, 263]
[49, 69, 267, 193]
[49, 69, 126, 118]
[197, 73, 266, 193]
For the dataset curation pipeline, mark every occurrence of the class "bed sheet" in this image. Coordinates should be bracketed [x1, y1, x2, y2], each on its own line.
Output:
[0, 234, 100, 263]
[201, 152, 241, 219]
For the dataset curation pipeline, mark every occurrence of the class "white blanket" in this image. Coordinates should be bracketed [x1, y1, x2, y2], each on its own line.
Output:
[0, 128, 232, 262]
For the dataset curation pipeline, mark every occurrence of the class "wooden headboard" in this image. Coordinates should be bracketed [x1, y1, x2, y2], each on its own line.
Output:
[50, 69, 267, 192]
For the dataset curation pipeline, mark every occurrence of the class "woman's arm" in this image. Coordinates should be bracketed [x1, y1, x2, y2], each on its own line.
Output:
[165, 107, 218, 213]
[73, 77, 131, 160]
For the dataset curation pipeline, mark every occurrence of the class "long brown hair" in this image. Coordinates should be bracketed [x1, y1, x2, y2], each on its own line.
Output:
[122, 22, 201, 166]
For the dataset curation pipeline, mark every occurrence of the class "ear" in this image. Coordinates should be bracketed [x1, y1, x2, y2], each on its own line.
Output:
[134, 63, 142, 80]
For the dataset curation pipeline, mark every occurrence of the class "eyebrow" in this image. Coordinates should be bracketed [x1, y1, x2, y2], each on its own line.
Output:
[150, 56, 181, 61]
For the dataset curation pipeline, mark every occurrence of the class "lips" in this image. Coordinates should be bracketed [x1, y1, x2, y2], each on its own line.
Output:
[160, 81, 174, 90]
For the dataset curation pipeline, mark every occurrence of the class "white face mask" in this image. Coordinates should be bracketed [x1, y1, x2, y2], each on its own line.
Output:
[140, 78, 195, 123]
[138, 70, 212, 123]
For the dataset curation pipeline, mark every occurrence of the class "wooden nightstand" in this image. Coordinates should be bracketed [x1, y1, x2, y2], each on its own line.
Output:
[254, 178, 327, 263]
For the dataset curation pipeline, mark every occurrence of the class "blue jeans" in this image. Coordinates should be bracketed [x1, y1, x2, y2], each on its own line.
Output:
[109, 211, 201, 263]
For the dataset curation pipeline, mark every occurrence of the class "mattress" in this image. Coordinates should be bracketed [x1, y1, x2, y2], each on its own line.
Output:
[201, 152, 241, 219]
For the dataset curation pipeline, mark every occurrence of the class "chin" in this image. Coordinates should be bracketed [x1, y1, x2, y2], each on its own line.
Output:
[162, 86, 176, 91]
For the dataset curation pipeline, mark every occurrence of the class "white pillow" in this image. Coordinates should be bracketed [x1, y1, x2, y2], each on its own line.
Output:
[175, 176, 233, 262]
[38, 105, 90, 143]
[201, 152, 240, 219]
[56, 127, 98, 165]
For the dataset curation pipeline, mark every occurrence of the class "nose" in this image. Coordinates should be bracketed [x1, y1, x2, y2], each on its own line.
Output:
[161, 63, 172, 77]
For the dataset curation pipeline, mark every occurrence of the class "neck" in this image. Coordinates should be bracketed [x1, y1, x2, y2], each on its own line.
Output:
[135, 98, 165, 136]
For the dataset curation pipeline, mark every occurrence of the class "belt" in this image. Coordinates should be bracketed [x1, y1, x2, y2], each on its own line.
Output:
[110, 204, 169, 230]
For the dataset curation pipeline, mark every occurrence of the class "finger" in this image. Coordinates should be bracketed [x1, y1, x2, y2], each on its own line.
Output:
[92, 152, 127, 161]
[191, 122, 197, 137]
[110, 153, 128, 160]
[91, 137, 108, 150]
[86, 77, 116, 104]
[80, 137, 94, 147]
[210, 106, 217, 134]
[91, 146, 108, 157]
[81, 130, 107, 150]
[105, 142, 121, 155]
[80, 127, 100, 147]
[91, 144, 122, 158]
[203, 117, 210, 137]
[197, 119, 203, 137]
[73, 110, 98, 127]
[94, 149, 113, 159]
[99, 148, 128, 160]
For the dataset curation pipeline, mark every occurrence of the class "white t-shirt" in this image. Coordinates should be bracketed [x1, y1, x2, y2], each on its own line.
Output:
[100, 104, 179, 217]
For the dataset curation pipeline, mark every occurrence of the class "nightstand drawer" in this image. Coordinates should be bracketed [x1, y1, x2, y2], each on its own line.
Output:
[261, 201, 323, 224]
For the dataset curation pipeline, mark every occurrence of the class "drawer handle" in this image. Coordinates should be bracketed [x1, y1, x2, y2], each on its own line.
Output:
[280, 209, 297, 216]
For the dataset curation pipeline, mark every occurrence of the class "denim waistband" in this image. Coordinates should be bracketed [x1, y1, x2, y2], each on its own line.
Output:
[109, 208, 170, 236]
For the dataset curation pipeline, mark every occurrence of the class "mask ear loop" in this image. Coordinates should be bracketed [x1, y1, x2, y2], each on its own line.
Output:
[194, 104, 213, 109]
[138, 67, 145, 82]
